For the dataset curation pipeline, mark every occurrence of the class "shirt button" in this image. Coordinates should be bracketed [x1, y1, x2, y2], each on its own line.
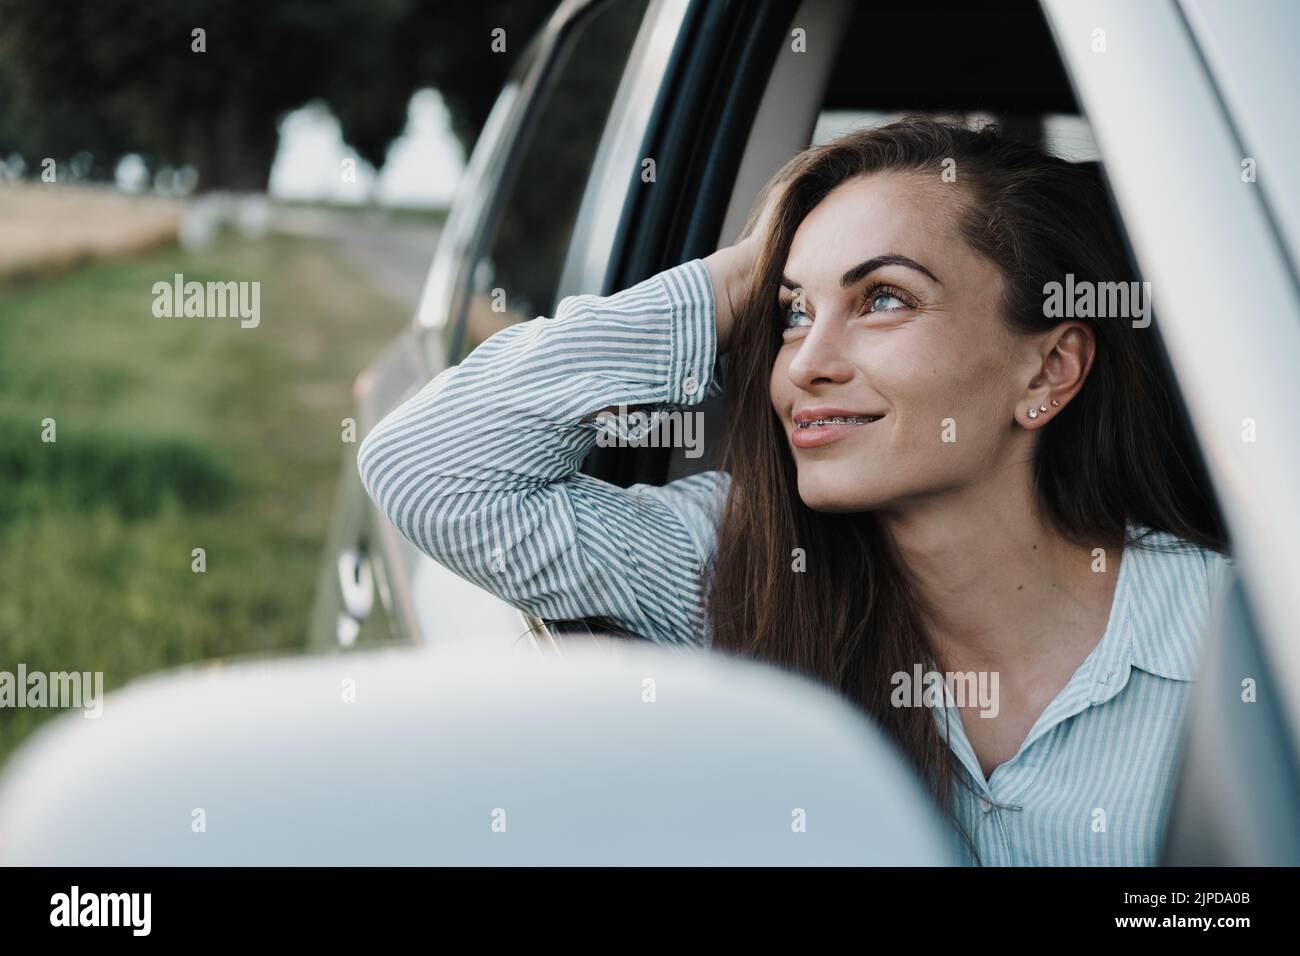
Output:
[681, 374, 699, 396]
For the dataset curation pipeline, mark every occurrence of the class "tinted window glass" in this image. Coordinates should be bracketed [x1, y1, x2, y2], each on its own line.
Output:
[453, 0, 650, 362]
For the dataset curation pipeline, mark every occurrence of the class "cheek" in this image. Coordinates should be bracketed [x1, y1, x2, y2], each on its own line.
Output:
[855, 330, 1012, 438]
[848, 334, 947, 414]
[768, 325, 1014, 452]
[768, 349, 793, 411]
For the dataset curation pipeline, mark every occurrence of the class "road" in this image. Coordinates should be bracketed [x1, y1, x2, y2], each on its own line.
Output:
[270, 204, 443, 312]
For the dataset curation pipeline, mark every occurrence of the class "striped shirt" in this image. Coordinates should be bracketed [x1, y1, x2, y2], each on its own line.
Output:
[357, 257, 1235, 866]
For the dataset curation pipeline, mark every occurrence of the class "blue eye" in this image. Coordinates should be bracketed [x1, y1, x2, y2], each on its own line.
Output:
[868, 292, 907, 312]
[784, 305, 812, 329]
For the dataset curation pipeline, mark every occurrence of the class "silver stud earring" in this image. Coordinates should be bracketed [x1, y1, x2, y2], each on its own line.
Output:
[1050, 399, 1059, 407]
[1039, 403, 1048, 413]
[1028, 407, 1039, 419]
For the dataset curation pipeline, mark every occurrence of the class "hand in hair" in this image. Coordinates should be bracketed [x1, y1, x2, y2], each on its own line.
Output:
[703, 169, 792, 353]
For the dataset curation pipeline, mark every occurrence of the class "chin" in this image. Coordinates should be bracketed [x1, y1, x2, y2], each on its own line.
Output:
[795, 472, 887, 513]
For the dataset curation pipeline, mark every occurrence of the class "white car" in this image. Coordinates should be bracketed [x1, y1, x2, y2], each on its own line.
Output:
[3, 0, 1298, 865]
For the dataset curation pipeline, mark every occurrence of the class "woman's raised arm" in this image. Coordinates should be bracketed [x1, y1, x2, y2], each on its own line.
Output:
[356, 258, 734, 647]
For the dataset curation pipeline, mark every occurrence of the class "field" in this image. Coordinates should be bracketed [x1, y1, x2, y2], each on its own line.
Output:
[0, 183, 183, 285]
[0, 225, 411, 764]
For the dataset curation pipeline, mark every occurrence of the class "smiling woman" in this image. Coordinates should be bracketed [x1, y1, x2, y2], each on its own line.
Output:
[357, 118, 1233, 866]
[711, 119, 1231, 863]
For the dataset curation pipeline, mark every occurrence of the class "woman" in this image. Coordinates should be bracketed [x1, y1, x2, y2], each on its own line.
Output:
[358, 119, 1233, 866]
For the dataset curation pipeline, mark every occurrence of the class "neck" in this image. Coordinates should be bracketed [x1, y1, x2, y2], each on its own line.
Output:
[876, 462, 1119, 671]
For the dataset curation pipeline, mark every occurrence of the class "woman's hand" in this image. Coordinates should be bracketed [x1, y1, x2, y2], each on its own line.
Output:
[703, 175, 787, 353]
[703, 239, 758, 354]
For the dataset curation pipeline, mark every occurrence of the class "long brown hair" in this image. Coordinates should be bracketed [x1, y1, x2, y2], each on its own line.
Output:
[707, 118, 1224, 854]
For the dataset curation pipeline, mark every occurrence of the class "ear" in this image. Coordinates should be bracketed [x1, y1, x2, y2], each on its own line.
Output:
[1017, 322, 1095, 429]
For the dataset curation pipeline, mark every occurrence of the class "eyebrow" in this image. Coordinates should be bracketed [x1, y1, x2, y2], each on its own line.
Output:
[780, 254, 942, 291]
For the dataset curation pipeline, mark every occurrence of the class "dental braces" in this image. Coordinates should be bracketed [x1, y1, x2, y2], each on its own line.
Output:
[796, 415, 880, 428]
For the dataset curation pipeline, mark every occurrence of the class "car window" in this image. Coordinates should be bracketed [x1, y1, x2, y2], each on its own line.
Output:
[449, 0, 651, 364]
[417, 41, 533, 340]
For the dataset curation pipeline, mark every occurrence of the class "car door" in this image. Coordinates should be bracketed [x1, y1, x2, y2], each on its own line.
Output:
[312, 0, 662, 653]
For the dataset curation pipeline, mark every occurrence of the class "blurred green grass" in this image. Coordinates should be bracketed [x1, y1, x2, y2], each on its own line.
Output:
[0, 235, 410, 763]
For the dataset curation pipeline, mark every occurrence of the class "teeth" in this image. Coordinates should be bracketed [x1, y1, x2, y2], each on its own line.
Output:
[796, 415, 879, 428]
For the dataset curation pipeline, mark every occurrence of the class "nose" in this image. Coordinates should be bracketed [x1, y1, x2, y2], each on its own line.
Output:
[785, 315, 856, 391]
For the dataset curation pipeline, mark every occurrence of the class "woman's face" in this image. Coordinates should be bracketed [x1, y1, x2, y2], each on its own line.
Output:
[769, 171, 1035, 513]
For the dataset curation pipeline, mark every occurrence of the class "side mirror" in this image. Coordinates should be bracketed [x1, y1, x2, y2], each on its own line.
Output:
[0, 642, 955, 865]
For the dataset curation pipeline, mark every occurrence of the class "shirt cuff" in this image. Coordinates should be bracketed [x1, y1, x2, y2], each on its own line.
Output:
[656, 258, 719, 407]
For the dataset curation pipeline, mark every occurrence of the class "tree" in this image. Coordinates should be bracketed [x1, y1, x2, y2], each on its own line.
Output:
[0, 0, 557, 190]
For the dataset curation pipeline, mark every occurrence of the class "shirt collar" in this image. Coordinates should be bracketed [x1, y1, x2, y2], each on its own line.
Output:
[1076, 521, 1211, 715]
[1114, 523, 1213, 685]
[933, 521, 1213, 788]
